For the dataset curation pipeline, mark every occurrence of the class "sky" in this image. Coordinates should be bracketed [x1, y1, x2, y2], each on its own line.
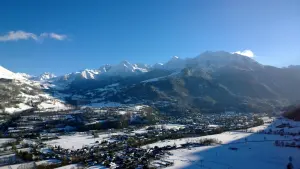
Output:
[0, 0, 299, 75]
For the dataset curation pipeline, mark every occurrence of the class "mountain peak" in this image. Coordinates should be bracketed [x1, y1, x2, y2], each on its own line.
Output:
[34, 72, 56, 81]
[99, 64, 112, 72]
[0, 65, 27, 80]
[172, 56, 179, 60]
[0, 65, 15, 79]
[120, 60, 131, 65]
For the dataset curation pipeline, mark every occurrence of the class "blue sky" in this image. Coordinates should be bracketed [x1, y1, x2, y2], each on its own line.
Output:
[0, 0, 299, 75]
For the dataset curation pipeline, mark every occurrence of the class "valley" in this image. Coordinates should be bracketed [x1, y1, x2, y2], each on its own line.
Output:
[0, 51, 300, 168]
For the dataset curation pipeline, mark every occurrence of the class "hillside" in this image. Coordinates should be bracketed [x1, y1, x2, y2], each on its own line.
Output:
[283, 105, 300, 121]
[0, 67, 72, 114]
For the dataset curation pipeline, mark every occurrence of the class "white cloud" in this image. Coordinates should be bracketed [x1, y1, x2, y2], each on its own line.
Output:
[233, 50, 254, 57]
[0, 30, 67, 42]
[49, 33, 67, 40]
[40, 33, 67, 41]
[0, 31, 38, 41]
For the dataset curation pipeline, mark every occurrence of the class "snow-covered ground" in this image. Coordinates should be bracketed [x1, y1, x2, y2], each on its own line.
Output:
[54, 164, 83, 169]
[36, 159, 61, 166]
[0, 66, 26, 80]
[142, 129, 264, 149]
[254, 117, 300, 134]
[86, 102, 123, 108]
[155, 124, 186, 130]
[0, 162, 36, 169]
[45, 132, 123, 150]
[131, 124, 185, 135]
[37, 100, 70, 111]
[0, 65, 72, 114]
[4, 103, 32, 114]
[87, 165, 107, 169]
[164, 140, 299, 169]
[148, 118, 300, 169]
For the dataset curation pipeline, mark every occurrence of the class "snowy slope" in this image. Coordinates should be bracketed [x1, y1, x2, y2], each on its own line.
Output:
[188, 51, 263, 70]
[0, 65, 15, 79]
[164, 139, 299, 169]
[0, 65, 27, 80]
[145, 118, 300, 169]
[78, 69, 100, 79]
[0, 66, 72, 113]
[5, 103, 33, 114]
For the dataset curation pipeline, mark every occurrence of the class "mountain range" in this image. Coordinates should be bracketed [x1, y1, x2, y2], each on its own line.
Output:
[1, 51, 300, 115]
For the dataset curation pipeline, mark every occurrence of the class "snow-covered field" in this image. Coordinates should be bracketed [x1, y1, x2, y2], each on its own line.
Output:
[131, 124, 185, 135]
[87, 165, 107, 169]
[54, 164, 83, 169]
[164, 140, 299, 169]
[36, 159, 61, 166]
[155, 124, 186, 130]
[0, 162, 35, 169]
[45, 132, 123, 149]
[151, 119, 300, 169]
[142, 126, 278, 149]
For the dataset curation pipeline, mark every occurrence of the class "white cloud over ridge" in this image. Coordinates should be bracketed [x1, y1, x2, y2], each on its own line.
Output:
[0, 30, 67, 42]
[233, 50, 254, 57]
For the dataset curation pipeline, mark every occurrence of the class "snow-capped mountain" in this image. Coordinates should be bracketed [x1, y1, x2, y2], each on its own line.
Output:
[152, 63, 164, 69]
[106, 60, 149, 76]
[162, 56, 186, 70]
[16, 73, 32, 79]
[0, 65, 17, 79]
[2, 51, 300, 115]
[77, 69, 100, 79]
[187, 51, 262, 70]
[33, 72, 57, 81]
[0, 65, 27, 80]
[99, 64, 112, 73]
[51, 61, 151, 84]
[34, 51, 265, 86]
[0, 66, 71, 114]
[55, 69, 101, 83]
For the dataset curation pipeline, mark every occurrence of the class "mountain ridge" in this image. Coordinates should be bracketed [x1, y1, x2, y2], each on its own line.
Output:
[1, 51, 300, 115]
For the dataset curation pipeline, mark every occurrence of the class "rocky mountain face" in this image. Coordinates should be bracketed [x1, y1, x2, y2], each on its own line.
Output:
[1, 51, 300, 115]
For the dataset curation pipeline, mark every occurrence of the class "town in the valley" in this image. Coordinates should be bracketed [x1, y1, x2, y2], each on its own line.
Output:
[0, 105, 299, 169]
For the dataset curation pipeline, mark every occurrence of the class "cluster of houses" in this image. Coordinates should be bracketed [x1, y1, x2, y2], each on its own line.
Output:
[164, 112, 264, 132]
[0, 105, 271, 168]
